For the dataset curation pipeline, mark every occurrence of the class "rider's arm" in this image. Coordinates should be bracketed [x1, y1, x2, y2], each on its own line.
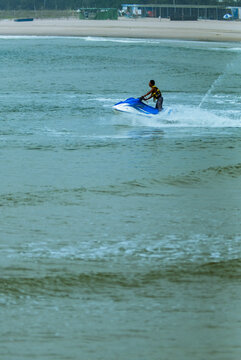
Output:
[144, 94, 153, 100]
[142, 89, 153, 100]
[143, 89, 154, 100]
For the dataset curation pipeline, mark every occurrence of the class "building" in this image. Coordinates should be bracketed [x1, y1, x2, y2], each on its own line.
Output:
[227, 6, 241, 19]
[121, 3, 231, 20]
[78, 8, 118, 20]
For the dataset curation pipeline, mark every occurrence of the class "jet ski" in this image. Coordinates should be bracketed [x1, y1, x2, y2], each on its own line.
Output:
[113, 97, 172, 116]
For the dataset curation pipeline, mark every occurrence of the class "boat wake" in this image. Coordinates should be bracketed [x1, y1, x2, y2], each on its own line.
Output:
[112, 104, 241, 128]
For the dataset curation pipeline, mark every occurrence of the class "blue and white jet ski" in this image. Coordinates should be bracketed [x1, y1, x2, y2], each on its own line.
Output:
[113, 97, 172, 116]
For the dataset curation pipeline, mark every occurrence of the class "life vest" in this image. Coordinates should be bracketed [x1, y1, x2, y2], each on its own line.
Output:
[152, 86, 161, 100]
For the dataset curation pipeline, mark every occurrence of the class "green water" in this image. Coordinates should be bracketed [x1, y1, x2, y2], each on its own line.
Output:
[0, 36, 241, 360]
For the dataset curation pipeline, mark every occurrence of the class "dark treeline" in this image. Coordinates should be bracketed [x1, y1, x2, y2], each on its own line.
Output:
[0, 0, 238, 10]
[0, 0, 120, 10]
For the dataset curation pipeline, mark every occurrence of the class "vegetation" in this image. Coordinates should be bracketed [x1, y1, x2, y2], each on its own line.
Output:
[0, 10, 79, 19]
[0, 1, 121, 10]
[0, 0, 240, 11]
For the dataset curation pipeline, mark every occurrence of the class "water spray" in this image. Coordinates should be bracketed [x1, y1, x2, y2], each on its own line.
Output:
[199, 59, 235, 109]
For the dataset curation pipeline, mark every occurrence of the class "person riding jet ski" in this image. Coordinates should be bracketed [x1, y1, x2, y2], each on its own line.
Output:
[140, 80, 163, 111]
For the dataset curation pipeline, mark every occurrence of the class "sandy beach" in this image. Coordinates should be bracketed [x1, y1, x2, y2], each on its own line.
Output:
[0, 17, 241, 42]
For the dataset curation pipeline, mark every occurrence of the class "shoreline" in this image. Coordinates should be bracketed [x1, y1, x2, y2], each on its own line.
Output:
[0, 18, 241, 42]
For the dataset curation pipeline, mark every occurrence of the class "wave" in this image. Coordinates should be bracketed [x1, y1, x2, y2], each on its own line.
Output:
[0, 35, 172, 45]
[6, 230, 240, 263]
[202, 163, 241, 178]
[1, 257, 240, 298]
[155, 106, 241, 128]
[141, 259, 241, 284]
[111, 104, 241, 128]
[0, 35, 65, 40]
[0, 272, 144, 299]
[1, 161, 240, 207]
[82, 36, 163, 44]
[196, 258, 241, 277]
[0, 180, 176, 208]
[0, 187, 87, 207]
[165, 163, 241, 186]
[210, 47, 241, 52]
[82, 37, 241, 50]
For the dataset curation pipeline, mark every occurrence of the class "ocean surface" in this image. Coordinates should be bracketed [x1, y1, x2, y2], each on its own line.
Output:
[0, 36, 241, 360]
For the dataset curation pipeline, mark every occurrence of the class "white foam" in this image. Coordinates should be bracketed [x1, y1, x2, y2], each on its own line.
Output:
[229, 47, 241, 52]
[95, 97, 121, 103]
[114, 105, 241, 128]
[87, 134, 132, 140]
[43, 127, 74, 137]
[82, 36, 162, 44]
[162, 106, 241, 128]
[6, 234, 241, 263]
[210, 47, 241, 52]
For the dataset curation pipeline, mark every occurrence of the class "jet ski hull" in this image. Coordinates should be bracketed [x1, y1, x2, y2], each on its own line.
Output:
[113, 98, 172, 116]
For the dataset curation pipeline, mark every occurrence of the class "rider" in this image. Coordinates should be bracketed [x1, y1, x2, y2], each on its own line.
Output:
[141, 80, 163, 111]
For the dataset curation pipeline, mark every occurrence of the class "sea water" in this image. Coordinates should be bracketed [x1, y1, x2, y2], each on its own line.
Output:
[0, 36, 241, 360]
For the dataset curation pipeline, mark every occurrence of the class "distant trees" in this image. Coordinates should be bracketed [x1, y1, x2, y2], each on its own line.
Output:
[0, 0, 240, 10]
[0, 1, 123, 10]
